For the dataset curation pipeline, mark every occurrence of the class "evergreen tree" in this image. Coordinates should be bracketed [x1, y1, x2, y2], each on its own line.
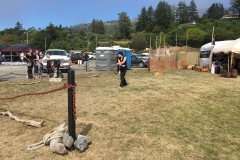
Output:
[136, 7, 147, 32]
[14, 22, 22, 31]
[204, 3, 224, 20]
[171, 4, 177, 22]
[175, 1, 189, 24]
[91, 19, 97, 33]
[118, 12, 132, 39]
[45, 23, 57, 41]
[188, 0, 199, 22]
[91, 19, 105, 34]
[154, 1, 172, 29]
[145, 6, 155, 32]
[230, 0, 240, 16]
[98, 20, 105, 34]
[133, 32, 147, 51]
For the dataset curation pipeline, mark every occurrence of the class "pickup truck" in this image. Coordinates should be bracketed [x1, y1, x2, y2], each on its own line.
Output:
[42, 49, 70, 73]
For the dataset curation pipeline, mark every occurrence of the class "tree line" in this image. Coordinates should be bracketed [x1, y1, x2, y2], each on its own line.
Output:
[0, 0, 239, 52]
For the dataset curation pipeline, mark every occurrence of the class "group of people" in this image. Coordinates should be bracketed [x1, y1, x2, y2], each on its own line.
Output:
[17, 49, 127, 86]
[24, 49, 43, 79]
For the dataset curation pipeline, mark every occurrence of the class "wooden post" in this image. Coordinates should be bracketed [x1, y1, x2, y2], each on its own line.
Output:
[209, 26, 215, 72]
[230, 52, 234, 70]
[159, 33, 162, 56]
[148, 37, 151, 71]
[68, 70, 76, 141]
[228, 53, 229, 71]
[164, 35, 165, 49]
[176, 33, 177, 47]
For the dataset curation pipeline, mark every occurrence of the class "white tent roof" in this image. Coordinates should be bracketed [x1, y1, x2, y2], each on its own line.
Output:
[212, 38, 240, 54]
[200, 40, 234, 51]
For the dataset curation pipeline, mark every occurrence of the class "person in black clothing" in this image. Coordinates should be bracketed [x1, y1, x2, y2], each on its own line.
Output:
[117, 52, 128, 88]
[24, 49, 35, 79]
[83, 52, 89, 71]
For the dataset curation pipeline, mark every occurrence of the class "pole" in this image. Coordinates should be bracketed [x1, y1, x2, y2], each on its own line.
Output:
[27, 32, 28, 44]
[68, 70, 76, 141]
[159, 32, 161, 47]
[176, 33, 177, 46]
[45, 38, 46, 52]
[148, 37, 151, 71]
[164, 35, 165, 48]
[87, 37, 89, 52]
[156, 36, 158, 50]
[209, 26, 215, 71]
[96, 34, 97, 48]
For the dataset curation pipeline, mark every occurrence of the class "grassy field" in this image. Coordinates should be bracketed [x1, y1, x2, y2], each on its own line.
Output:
[0, 68, 240, 160]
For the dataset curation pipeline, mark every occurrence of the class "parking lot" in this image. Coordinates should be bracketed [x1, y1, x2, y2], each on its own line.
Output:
[0, 60, 98, 81]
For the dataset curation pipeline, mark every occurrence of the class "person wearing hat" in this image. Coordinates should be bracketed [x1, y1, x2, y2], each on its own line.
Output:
[117, 52, 128, 88]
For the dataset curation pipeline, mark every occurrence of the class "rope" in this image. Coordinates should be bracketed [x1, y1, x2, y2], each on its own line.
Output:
[27, 122, 67, 151]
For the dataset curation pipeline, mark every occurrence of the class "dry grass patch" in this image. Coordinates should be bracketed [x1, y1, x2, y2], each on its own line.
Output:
[0, 69, 240, 159]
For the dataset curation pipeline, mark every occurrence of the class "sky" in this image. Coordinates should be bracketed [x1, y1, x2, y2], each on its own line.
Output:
[0, 0, 230, 31]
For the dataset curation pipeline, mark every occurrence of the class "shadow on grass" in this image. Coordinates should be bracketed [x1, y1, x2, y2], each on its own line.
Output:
[0, 76, 16, 82]
[79, 123, 93, 135]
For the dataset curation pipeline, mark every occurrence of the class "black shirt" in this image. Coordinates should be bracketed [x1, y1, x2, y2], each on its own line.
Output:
[26, 53, 35, 63]
[83, 54, 89, 61]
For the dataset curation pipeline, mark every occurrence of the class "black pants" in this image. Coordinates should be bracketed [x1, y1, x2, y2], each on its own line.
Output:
[120, 67, 127, 87]
[27, 64, 33, 78]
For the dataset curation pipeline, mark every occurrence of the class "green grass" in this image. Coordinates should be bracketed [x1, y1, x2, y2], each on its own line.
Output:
[0, 69, 240, 159]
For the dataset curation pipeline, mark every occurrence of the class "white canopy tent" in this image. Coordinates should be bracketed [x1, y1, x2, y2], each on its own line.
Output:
[212, 38, 240, 54]
[212, 38, 240, 71]
[201, 40, 233, 52]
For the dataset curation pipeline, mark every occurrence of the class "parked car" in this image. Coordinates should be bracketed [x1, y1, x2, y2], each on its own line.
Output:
[42, 49, 70, 73]
[88, 52, 96, 60]
[131, 54, 148, 68]
[68, 52, 83, 64]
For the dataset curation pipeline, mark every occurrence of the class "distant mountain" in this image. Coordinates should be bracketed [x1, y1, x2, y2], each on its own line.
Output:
[69, 7, 225, 33]
[69, 19, 138, 33]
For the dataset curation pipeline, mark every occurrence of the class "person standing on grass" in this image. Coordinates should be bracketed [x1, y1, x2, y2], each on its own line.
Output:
[24, 49, 35, 79]
[46, 54, 52, 76]
[117, 52, 128, 88]
[38, 59, 43, 78]
[83, 52, 89, 71]
[34, 50, 40, 78]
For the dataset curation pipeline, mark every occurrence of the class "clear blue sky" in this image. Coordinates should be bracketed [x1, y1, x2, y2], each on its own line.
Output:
[0, 0, 230, 31]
